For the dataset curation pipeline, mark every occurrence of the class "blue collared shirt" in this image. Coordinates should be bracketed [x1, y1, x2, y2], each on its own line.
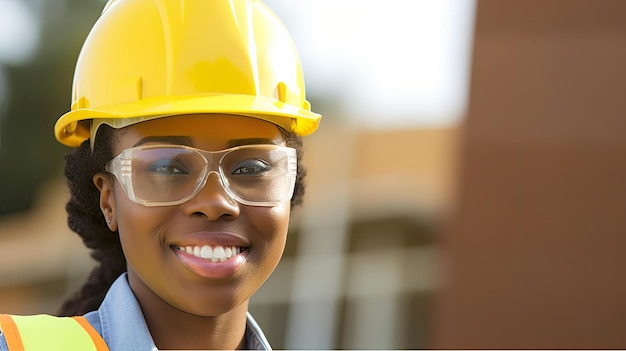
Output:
[0, 273, 272, 350]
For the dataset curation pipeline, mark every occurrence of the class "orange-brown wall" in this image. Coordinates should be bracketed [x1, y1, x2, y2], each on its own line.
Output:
[433, 0, 626, 348]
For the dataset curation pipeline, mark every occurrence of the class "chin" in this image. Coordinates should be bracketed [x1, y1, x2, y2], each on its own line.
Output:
[170, 284, 251, 317]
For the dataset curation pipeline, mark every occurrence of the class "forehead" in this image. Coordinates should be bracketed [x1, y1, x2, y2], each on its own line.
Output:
[113, 114, 284, 151]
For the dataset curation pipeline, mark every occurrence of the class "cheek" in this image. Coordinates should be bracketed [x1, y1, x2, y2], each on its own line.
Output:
[255, 202, 290, 240]
[113, 188, 172, 252]
[246, 202, 291, 264]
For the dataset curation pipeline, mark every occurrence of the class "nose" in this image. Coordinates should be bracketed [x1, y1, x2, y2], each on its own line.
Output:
[182, 172, 240, 220]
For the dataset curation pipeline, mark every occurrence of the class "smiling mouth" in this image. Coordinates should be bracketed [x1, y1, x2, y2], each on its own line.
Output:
[172, 245, 248, 263]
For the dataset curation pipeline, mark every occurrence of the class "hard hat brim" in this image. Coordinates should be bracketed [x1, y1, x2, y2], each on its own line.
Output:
[55, 94, 321, 147]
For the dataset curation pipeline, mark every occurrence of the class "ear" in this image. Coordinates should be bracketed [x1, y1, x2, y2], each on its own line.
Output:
[93, 172, 118, 232]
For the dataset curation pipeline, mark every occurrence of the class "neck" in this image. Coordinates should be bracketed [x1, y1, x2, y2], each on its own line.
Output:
[129, 274, 249, 350]
[147, 304, 249, 350]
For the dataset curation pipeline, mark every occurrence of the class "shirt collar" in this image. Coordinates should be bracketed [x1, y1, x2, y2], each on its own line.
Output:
[85, 273, 272, 350]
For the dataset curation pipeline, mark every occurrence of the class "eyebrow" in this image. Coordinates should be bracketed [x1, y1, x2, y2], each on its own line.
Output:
[227, 138, 279, 148]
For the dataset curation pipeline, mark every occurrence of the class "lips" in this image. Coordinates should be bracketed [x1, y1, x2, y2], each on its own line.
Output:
[169, 232, 251, 278]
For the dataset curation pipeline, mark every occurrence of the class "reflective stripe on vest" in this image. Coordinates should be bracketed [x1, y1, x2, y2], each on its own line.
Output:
[0, 314, 109, 351]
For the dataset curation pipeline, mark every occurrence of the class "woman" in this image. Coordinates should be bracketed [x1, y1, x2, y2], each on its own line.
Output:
[0, 0, 321, 350]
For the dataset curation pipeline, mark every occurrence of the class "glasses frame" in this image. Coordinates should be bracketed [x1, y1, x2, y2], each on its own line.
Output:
[105, 144, 297, 207]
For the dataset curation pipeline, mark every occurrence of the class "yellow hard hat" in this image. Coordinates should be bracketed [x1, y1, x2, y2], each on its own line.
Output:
[54, 0, 321, 147]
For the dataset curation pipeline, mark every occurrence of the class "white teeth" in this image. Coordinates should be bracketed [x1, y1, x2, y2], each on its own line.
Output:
[200, 245, 212, 259]
[214, 246, 225, 260]
[178, 245, 243, 262]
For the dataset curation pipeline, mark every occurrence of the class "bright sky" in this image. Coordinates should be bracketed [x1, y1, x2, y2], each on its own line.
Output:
[0, 1, 39, 65]
[0, 0, 40, 150]
[264, 0, 476, 128]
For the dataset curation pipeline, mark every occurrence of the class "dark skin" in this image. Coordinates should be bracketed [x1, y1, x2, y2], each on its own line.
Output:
[93, 114, 291, 349]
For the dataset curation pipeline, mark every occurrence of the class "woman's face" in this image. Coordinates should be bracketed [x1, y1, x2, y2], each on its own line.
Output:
[95, 114, 291, 316]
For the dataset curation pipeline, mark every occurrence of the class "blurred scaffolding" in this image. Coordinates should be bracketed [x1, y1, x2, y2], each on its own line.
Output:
[2, 0, 626, 349]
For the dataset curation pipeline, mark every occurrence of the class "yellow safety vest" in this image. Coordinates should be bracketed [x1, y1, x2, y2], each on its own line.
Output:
[0, 314, 109, 351]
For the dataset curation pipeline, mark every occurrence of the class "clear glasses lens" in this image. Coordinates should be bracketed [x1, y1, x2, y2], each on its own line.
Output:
[106, 144, 297, 207]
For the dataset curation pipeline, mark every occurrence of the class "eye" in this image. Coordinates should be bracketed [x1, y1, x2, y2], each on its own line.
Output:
[147, 159, 189, 175]
[231, 159, 271, 176]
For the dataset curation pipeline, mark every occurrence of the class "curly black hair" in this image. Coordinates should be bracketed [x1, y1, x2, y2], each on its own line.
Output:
[58, 124, 306, 316]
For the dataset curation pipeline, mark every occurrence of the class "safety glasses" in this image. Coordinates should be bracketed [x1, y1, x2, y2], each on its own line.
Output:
[105, 144, 297, 207]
